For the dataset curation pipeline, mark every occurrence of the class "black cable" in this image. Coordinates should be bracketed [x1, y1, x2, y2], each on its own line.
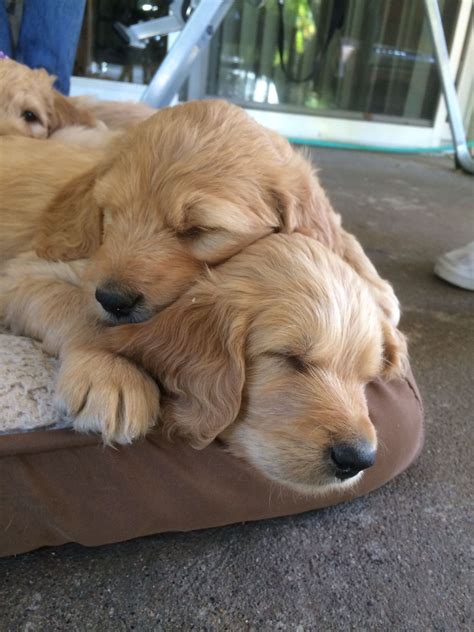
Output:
[277, 0, 348, 83]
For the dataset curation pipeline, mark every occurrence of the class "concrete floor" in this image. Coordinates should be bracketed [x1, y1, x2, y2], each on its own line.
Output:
[1, 149, 473, 631]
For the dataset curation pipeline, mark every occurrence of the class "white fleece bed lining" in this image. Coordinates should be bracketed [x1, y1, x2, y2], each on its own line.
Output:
[0, 330, 72, 434]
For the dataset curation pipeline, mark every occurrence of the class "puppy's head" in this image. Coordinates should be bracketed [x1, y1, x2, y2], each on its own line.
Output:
[0, 58, 96, 138]
[35, 100, 342, 324]
[105, 234, 408, 494]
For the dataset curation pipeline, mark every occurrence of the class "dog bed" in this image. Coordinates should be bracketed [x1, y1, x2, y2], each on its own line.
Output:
[0, 331, 424, 557]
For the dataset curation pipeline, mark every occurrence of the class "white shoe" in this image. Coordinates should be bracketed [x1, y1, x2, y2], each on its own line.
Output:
[434, 241, 474, 291]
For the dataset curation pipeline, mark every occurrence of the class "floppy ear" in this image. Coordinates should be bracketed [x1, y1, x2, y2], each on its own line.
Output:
[105, 286, 247, 448]
[49, 89, 97, 134]
[33, 67, 56, 89]
[35, 165, 103, 261]
[381, 321, 409, 380]
[270, 150, 343, 251]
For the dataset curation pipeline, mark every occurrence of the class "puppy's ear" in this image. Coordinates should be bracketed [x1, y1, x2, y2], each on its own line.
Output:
[381, 321, 409, 380]
[271, 151, 343, 251]
[35, 165, 104, 261]
[49, 90, 97, 134]
[107, 287, 247, 448]
[33, 67, 56, 87]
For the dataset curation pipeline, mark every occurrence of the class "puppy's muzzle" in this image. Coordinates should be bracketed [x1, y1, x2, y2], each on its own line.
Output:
[330, 441, 376, 480]
[95, 283, 143, 320]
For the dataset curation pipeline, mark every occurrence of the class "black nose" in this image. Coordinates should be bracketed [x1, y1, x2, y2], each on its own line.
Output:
[331, 442, 376, 480]
[95, 285, 142, 317]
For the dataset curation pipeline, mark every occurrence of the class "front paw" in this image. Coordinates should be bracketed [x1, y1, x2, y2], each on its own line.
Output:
[56, 348, 160, 444]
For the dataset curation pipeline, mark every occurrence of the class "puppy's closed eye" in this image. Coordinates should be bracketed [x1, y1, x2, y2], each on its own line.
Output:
[285, 353, 309, 373]
[176, 226, 216, 239]
[269, 351, 309, 373]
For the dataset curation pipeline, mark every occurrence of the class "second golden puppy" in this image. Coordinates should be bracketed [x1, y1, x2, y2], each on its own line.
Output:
[1, 234, 406, 493]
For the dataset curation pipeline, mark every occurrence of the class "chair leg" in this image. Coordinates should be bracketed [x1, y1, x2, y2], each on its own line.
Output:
[424, 0, 474, 174]
[140, 0, 234, 108]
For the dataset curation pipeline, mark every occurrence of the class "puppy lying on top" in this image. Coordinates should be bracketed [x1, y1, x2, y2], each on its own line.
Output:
[0, 99, 407, 492]
[1, 99, 400, 326]
[0, 57, 154, 142]
[1, 233, 406, 494]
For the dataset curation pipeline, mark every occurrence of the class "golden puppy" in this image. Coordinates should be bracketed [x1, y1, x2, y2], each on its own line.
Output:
[28, 99, 399, 327]
[0, 234, 407, 493]
[0, 100, 335, 295]
[0, 58, 154, 141]
[0, 58, 97, 138]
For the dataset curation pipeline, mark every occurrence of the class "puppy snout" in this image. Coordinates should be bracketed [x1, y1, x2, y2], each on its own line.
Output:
[330, 441, 376, 480]
[95, 284, 143, 317]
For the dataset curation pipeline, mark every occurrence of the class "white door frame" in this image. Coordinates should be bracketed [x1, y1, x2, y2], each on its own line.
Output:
[434, 0, 473, 144]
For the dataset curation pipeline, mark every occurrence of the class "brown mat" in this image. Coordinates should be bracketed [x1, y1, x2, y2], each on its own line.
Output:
[0, 369, 423, 557]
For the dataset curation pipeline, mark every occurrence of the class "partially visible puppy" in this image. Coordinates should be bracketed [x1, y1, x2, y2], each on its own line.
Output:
[0, 58, 154, 142]
[0, 234, 408, 493]
[69, 95, 155, 130]
[0, 58, 98, 138]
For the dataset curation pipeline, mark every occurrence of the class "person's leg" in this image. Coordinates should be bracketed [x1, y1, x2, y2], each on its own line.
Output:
[0, 0, 13, 58]
[15, 0, 86, 94]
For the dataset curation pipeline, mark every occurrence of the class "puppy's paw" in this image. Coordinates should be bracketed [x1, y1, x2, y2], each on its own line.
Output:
[56, 348, 160, 444]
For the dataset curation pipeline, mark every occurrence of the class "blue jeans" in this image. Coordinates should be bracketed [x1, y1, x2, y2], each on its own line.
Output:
[0, 0, 86, 94]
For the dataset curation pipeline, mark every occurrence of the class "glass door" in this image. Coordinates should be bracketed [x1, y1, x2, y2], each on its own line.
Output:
[198, 0, 471, 148]
[71, 0, 472, 148]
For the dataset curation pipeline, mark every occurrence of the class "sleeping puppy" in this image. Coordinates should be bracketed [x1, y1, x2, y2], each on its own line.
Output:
[0, 234, 407, 493]
[0, 58, 154, 141]
[30, 99, 400, 326]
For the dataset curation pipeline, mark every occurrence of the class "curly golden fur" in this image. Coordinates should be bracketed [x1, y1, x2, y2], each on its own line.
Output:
[0, 136, 104, 260]
[69, 95, 155, 130]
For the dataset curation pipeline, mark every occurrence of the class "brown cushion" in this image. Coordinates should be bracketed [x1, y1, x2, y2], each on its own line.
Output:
[0, 369, 423, 557]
